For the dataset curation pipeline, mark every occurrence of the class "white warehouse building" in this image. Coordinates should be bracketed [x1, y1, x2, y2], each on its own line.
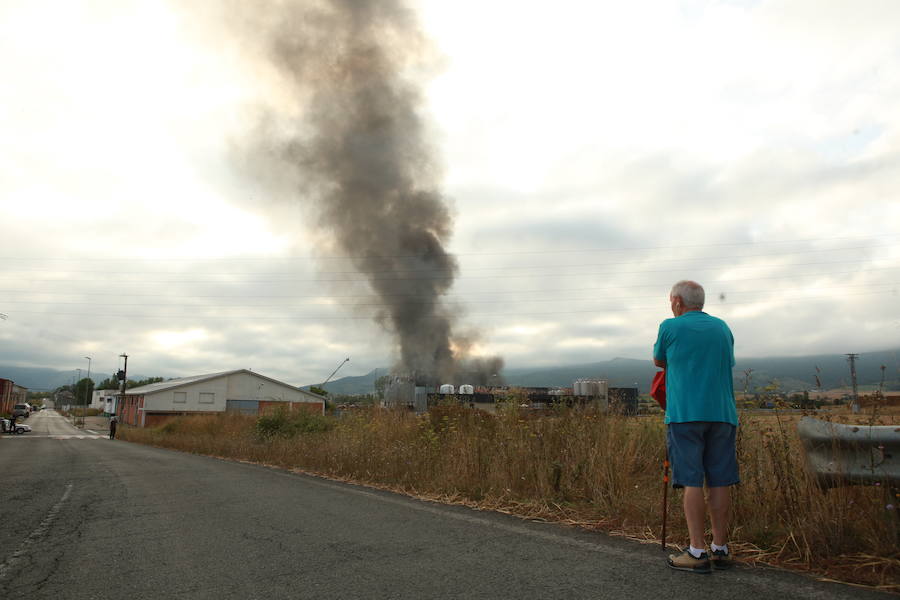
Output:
[117, 369, 325, 428]
[91, 388, 121, 414]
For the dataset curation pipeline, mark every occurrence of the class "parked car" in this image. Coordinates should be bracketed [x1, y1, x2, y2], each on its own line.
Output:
[1, 419, 29, 434]
[11, 422, 31, 434]
[12, 404, 31, 419]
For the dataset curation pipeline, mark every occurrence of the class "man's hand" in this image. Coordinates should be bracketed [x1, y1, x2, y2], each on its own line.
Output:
[654, 358, 666, 368]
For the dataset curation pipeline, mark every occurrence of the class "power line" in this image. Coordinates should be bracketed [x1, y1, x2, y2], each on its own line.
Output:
[0, 259, 895, 284]
[0, 233, 896, 262]
[0, 267, 896, 299]
[1, 282, 896, 309]
[2, 289, 892, 321]
[0, 243, 892, 275]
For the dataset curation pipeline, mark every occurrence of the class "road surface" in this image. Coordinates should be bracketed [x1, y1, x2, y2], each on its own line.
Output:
[0, 410, 893, 599]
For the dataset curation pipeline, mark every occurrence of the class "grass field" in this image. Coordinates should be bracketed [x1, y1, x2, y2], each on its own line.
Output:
[120, 404, 899, 590]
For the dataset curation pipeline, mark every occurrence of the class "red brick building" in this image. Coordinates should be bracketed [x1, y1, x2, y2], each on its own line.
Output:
[1, 378, 28, 416]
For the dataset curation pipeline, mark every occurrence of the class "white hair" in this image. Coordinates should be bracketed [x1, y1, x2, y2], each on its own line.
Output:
[671, 280, 705, 309]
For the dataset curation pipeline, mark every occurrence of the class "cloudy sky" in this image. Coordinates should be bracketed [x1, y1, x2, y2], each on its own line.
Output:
[1, 0, 898, 388]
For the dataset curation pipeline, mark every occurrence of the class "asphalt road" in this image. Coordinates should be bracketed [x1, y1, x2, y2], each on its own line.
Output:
[0, 410, 893, 599]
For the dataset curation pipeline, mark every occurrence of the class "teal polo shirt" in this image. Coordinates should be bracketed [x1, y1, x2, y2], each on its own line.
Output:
[653, 311, 737, 426]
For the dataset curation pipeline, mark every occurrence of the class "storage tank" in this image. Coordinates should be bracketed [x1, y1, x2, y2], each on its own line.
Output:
[574, 379, 609, 397]
[439, 384, 455, 395]
[458, 384, 474, 395]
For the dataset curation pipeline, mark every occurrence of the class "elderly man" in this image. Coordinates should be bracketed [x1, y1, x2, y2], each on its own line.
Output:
[653, 280, 738, 574]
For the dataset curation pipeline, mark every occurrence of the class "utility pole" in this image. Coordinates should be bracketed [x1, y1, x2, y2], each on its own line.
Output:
[846, 353, 859, 414]
[118, 353, 128, 422]
[83, 356, 91, 428]
[76, 368, 81, 417]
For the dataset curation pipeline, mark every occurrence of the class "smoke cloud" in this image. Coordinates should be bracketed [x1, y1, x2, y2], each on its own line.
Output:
[239, 0, 502, 384]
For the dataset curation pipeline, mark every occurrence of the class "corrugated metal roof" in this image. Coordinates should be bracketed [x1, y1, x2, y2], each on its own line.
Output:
[124, 370, 239, 394]
[123, 369, 326, 401]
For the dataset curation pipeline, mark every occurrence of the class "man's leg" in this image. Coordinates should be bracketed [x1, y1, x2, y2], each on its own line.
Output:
[708, 486, 730, 546]
[683, 486, 707, 549]
[703, 423, 738, 549]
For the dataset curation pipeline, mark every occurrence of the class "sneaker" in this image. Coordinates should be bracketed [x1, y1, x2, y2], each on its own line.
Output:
[710, 548, 734, 570]
[667, 550, 711, 574]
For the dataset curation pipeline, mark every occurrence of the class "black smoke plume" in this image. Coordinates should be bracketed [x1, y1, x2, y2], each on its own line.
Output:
[244, 0, 503, 384]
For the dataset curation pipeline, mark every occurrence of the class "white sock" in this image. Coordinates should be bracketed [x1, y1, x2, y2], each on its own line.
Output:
[688, 545, 706, 558]
[711, 543, 728, 554]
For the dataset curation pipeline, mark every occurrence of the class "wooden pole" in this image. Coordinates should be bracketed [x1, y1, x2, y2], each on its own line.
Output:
[662, 448, 670, 550]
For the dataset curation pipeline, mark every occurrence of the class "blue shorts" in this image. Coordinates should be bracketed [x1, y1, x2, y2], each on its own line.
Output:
[667, 422, 739, 488]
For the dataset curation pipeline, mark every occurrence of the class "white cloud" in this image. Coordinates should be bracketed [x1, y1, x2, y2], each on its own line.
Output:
[1, 0, 898, 387]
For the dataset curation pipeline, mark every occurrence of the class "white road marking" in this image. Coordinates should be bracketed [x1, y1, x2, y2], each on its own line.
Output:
[0, 435, 106, 440]
[0, 483, 73, 581]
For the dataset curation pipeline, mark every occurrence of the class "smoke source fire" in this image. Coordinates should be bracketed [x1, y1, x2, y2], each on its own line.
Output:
[243, 0, 503, 385]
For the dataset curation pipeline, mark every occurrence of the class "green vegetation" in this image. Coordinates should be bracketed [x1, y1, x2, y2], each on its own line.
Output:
[256, 408, 332, 439]
[95, 376, 165, 390]
[73, 378, 94, 405]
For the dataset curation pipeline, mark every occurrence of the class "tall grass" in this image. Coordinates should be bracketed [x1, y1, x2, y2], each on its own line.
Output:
[120, 405, 899, 589]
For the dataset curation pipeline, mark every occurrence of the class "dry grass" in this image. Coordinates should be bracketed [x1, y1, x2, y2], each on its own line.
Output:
[120, 404, 899, 591]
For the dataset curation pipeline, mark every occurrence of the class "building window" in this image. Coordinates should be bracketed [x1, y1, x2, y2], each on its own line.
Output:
[199, 392, 214, 404]
[174, 392, 186, 404]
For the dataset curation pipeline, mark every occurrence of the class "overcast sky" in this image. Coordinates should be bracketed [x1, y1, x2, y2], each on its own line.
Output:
[1, 0, 898, 387]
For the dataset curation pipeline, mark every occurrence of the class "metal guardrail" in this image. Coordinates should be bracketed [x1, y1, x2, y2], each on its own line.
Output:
[797, 416, 900, 488]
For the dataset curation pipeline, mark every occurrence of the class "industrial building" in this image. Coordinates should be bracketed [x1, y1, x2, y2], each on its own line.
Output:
[0, 378, 28, 415]
[117, 369, 325, 427]
[386, 377, 620, 413]
[91, 388, 121, 414]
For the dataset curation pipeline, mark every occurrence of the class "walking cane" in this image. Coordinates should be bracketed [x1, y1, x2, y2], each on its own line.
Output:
[661, 447, 669, 550]
[650, 370, 668, 550]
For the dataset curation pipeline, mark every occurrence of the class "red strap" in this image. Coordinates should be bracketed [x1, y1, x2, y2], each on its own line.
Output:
[650, 370, 666, 410]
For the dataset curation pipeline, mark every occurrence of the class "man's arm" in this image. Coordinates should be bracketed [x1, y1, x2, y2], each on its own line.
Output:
[653, 323, 667, 369]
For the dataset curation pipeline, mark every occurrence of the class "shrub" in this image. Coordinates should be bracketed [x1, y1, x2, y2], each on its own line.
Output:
[256, 408, 332, 439]
[158, 419, 181, 434]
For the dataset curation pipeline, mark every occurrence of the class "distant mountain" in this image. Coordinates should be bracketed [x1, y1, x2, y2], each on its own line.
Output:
[311, 348, 900, 396]
[303, 368, 390, 396]
[314, 359, 685, 395]
[0, 366, 95, 392]
[0, 366, 144, 393]
[503, 357, 656, 389]
[733, 350, 900, 392]
[6, 348, 897, 396]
